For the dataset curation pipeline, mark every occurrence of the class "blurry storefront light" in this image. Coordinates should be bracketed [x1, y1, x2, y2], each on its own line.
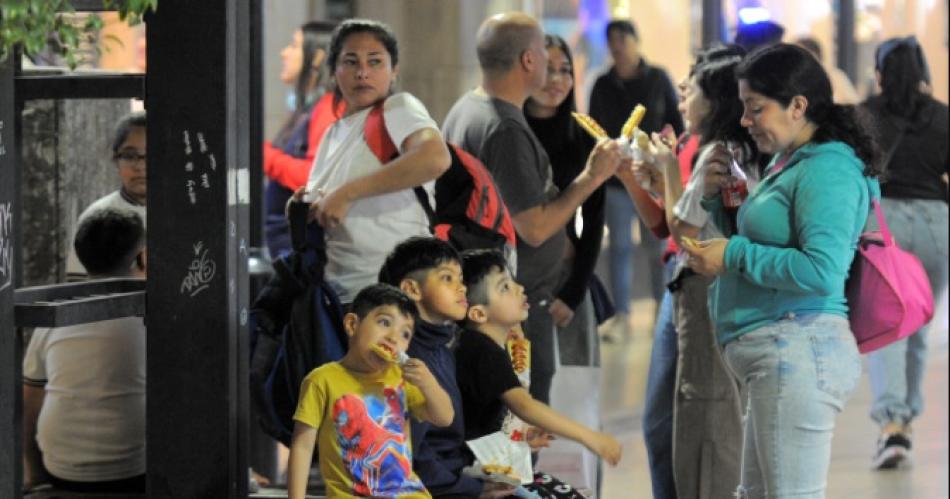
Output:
[738, 6, 772, 25]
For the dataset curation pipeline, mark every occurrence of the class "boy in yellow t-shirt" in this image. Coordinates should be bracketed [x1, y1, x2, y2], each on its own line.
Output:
[288, 284, 454, 499]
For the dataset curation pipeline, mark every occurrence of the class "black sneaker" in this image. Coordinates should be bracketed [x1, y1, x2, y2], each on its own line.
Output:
[872, 432, 912, 469]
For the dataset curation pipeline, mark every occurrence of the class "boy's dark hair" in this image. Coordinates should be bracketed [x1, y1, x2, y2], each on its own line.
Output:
[461, 249, 510, 306]
[606, 19, 638, 41]
[74, 209, 145, 276]
[111, 111, 147, 154]
[378, 236, 461, 287]
[350, 283, 419, 322]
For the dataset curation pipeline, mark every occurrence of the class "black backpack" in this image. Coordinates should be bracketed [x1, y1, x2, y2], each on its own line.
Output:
[249, 208, 347, 446]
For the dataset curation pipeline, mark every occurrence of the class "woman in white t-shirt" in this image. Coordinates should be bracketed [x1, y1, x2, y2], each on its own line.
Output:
[294, 19, 450, 302]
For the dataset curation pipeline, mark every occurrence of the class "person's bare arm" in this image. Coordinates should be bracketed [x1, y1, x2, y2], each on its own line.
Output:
[514, 140, 624, 247]
[501, 387, 621, 465]
[314, 127, 451, 227]
[616, 168, 666, 230]
[660, 157, 704, 245]
[287, 422, 318, 499]
[22, 384, 47, 489]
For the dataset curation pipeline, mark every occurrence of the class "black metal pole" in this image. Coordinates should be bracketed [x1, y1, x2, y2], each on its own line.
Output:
[249, 0, 263, 249]
[837, 0, 858, 82]
[145, 0, 250, 496]
[0, 47, 23, 499]
[702, 0, 724, 49]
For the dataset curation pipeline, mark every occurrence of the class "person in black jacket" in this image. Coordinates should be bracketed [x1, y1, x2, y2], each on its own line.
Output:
[861, 36, 949, 470]
[525, 34, 604, 365]
[589, 19, 683, 340]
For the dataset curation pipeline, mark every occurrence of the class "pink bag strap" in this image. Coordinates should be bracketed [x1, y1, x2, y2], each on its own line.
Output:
[870, 198, 895, 247]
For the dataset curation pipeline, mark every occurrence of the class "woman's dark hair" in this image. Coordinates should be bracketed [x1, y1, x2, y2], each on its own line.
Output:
[274, 21, 336, 148]
[736, 43, 881, 176]
[694, 44, 745, 72]
[292, 21, 337, 114]
[693, 54, 756, 156]
[876, 37, 930, 120]
[111, 111, 147, 154]
[327, 19, 399, 110]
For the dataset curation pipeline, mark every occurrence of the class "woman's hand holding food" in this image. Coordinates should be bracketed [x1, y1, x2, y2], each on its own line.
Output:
[700, 143, 737, 199]
[680, 236, 729, 276]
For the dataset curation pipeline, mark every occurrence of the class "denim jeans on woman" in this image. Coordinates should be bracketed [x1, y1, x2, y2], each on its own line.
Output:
[641, 256, 679, 499]
[724, 313, 861, 499]
[867, 198, 949, 426]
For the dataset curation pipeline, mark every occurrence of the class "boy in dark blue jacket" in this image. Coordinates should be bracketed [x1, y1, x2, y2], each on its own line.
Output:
[379, 237, 514, 498]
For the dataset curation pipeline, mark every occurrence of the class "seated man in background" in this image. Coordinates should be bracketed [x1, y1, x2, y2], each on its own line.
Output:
[23, 209, 147, 493]
[65, 111, 147, 279]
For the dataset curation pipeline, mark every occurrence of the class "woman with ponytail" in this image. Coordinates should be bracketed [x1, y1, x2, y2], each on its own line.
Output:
[262, 21, 340, 258]
[682, 44, 880, 498]
[861, 36, 948, 470]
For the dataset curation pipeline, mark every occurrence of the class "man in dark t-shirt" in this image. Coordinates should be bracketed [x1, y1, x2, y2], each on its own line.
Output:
[589, 20, 684, 334]
[442, 12, 624, 404]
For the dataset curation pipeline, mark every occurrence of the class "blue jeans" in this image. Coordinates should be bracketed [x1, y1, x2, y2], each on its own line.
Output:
[604, 185, 666, 313]
[641, 257, 678, 499]
[724, 313, 861, 499]
[867, 198, 949, 426]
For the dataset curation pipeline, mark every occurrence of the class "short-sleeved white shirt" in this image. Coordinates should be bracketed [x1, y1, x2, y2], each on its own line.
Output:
[23, 317, 146, 481]
[305, 92, 439, 302]
[674, 144, 726, 241]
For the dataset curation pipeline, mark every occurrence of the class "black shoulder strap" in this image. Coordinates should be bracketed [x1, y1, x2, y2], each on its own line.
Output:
[414, 186, 436, 229]
[882, 124, 908, 169]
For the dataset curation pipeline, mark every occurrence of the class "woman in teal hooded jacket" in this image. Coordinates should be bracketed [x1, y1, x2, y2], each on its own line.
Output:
[683, 44, 882, 499]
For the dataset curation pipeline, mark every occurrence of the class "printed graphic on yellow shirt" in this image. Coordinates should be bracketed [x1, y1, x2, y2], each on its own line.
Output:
[332, 384, 425, 497]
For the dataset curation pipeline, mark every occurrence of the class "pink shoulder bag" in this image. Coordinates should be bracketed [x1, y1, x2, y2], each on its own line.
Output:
[847, 198, 934, 353]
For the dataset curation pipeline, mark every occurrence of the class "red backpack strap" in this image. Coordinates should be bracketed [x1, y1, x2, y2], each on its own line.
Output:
[364, 102, 399, 163]
[363, 100, 435, 228]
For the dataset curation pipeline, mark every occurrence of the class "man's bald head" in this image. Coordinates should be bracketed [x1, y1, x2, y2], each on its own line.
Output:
[476, 12, 544, 79]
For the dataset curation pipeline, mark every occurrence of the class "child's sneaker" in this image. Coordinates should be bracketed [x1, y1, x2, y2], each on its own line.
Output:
[872, 431, 912, 469]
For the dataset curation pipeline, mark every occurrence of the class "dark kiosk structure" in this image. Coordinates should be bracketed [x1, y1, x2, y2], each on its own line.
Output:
[0, 0, 263, 497]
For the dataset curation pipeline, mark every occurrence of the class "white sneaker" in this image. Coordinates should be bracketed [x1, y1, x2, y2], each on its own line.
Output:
[872, 432, 912, 470]
[600, 313, 629, 343]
